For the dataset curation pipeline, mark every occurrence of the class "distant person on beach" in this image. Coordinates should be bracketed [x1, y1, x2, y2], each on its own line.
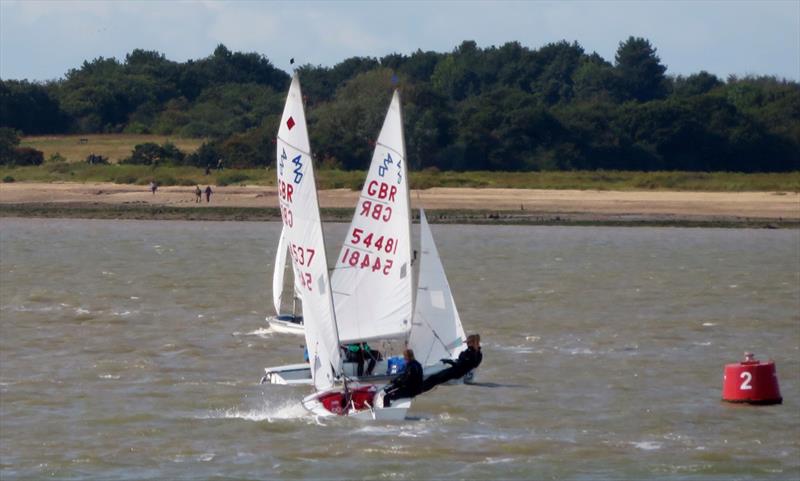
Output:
[195, 185, 202, 203]
[149, 181, 157, 195]
[217, 158, 224, 171]
[383, 349, 423, 407]
[205, 186, 213, 202]
[205, 164, 211, 175]
[421, 334, 482, 392]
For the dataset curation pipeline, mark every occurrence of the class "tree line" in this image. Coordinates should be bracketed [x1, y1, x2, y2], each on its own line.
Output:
[1, 39, 798, 172]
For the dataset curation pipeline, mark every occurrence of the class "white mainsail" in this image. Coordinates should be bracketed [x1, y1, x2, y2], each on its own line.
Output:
[276, 74, 341, 391]
[331, 90, 413, 343]
[408, 209, 467, 367]
[272, 228, 288, 316]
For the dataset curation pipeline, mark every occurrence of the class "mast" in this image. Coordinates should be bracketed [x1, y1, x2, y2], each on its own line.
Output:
[311, 148, 344, 378]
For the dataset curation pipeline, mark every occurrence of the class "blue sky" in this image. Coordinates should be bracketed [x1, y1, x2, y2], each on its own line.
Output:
[1, 0, 798, 82]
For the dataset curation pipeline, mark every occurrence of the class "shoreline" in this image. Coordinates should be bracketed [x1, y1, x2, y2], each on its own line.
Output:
[1, 182, 798, 228]
[1, 203, 796, 228]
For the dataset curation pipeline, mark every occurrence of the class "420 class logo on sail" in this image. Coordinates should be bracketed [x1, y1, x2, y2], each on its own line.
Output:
[378, 153, 403, 185]
[279, 148, 304, 184]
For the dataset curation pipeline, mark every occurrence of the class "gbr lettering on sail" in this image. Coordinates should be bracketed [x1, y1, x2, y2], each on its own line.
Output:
[339, 153, 405, 278]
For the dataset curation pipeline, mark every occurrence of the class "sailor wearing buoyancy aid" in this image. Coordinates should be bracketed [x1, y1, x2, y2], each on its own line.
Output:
[421, 334, 482, 392]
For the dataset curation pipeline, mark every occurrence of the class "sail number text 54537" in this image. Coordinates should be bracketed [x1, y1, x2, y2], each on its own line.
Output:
[289, 243, 315, 267]
[289, 243, 316, 292]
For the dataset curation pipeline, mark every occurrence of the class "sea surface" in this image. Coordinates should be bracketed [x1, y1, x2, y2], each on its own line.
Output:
[1, 218, 798, 480]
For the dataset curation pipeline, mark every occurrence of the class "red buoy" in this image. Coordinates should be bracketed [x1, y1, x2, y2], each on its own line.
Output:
[722, 352, 782, 405]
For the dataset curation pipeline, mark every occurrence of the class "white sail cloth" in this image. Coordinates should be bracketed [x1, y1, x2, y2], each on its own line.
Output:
[331, 90, 413, 343]
[272, 228, 288, 316]
[276, 75, 341, 391]
[408, 209, 467, 366]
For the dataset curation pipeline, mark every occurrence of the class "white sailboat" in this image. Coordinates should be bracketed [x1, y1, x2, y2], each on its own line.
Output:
[275, 74, 409, 419]
[262, 209, 475, 385]
[264, 89, 414, 384]
[266, 228, 305, 335]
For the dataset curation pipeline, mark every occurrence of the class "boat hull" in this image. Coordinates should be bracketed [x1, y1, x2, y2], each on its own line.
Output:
[267, 315, 305, 335]
[261, 363, 313, 385]
[262, 360, 477, 387]
[261, 360, 395, 386]
[302, 386, 410, 420]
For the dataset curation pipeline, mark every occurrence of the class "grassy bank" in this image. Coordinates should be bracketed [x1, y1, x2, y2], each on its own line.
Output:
[1, 203, 797, 228]
[20, 134, 205, 163]
[1, 163, 798, 192]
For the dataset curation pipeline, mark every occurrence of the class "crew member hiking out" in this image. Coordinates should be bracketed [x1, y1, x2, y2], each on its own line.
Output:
[421, 334, 482, 393]
[382, 349, 423, 407]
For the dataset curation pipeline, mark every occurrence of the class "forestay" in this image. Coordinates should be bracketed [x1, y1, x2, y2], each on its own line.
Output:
[331, 90, 413, 343]
[408, 209, 467, 366]
[276, 75, 341, 391]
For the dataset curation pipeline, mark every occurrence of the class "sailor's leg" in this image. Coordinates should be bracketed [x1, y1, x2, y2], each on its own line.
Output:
[422, 368, 456, 393]
[356, 351, 365, 377]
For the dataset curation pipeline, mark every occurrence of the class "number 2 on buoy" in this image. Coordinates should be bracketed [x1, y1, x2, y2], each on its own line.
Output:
[739, 371, 752, 390]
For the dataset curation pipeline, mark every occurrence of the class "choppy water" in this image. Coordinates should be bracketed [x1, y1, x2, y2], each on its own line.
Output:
[1, 218, 798, 480]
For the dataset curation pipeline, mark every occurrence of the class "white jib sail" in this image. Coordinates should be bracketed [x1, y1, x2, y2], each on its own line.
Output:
[272, 228, 288, 316]
[276, 74, 341, 391]
[330, 90, 413, 343]
[408, 209, 467, 367]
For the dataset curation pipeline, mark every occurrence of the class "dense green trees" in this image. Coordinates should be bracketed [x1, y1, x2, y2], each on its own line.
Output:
[0, 128, 44, 165]
[120, 142, 186, 166]
[615, 36, 668, 102]
[0, 39, 798, 172]
[0, 80, 70, 134]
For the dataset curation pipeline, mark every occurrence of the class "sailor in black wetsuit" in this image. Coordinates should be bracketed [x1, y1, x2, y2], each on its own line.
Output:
[383, 349, 423, 407]
[421, 334, 482, 393]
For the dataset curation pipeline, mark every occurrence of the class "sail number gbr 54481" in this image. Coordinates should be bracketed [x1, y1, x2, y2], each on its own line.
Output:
[340, 227, 399, 277]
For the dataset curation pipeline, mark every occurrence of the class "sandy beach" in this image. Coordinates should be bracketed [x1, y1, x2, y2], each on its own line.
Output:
[1, 182, 798, 224]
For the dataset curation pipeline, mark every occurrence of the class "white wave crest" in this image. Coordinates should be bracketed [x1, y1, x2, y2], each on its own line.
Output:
[246, 327, 273, 338]
[632, 441, 662, 451]
[203, 400, 309, 422]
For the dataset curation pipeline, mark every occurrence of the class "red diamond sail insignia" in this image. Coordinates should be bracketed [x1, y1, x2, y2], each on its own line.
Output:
[286, 117, 295, 130]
